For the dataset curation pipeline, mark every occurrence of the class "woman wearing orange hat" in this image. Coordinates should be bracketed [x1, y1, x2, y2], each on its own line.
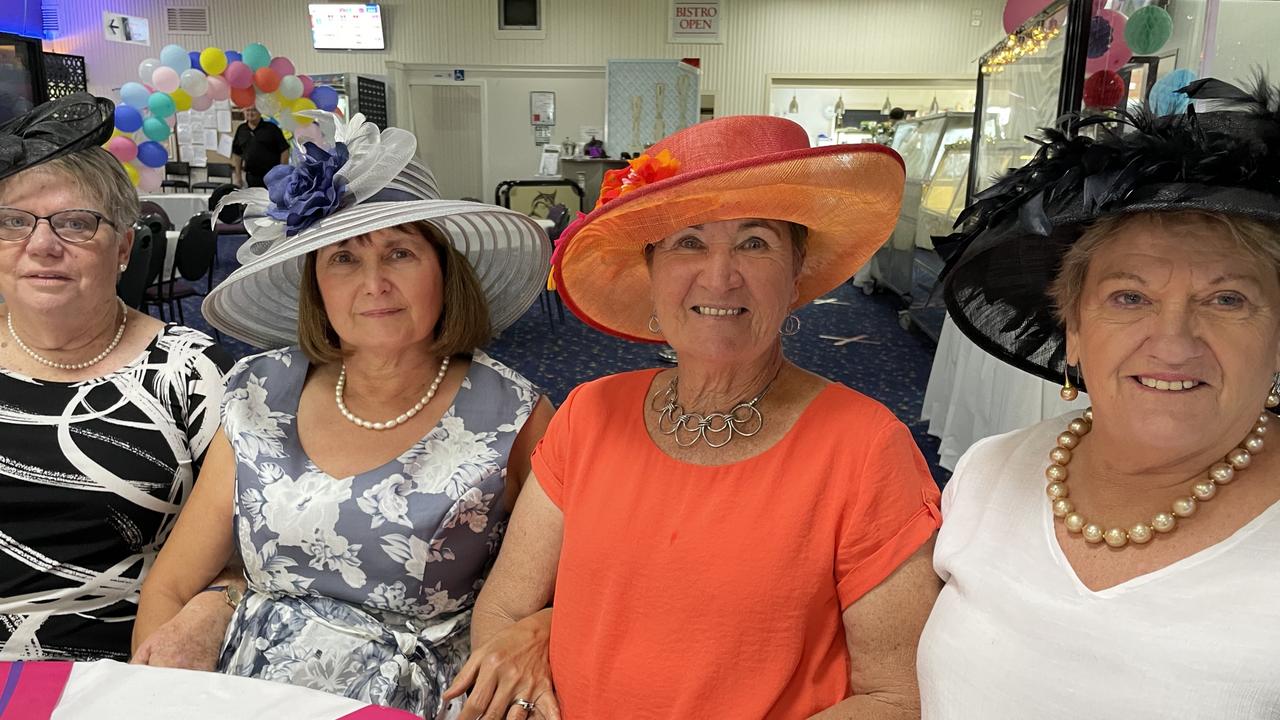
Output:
[445, 116, 943, 719]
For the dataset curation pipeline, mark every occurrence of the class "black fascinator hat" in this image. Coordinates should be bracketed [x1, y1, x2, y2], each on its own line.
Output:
[0, 93, 116, 182]
[937, 77, 1280, 388]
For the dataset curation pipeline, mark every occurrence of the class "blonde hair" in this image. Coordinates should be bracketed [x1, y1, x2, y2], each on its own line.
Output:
[0, 147, 140, 230]
[1049, 211, 1280, 329]
[297, 220, 492, 363]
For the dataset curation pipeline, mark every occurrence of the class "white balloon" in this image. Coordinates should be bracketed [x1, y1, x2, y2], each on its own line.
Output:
[179, 69, 209, 97]
[138, 58, 160, 83]
[278, 75, 304, 100]
[254, 92, 282, 118]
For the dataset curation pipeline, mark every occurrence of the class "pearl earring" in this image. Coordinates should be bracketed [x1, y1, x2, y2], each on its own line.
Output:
[1267, 373, 1280, 409]
[1060, 364, 1079, 402]
[119, 263, 128, 273]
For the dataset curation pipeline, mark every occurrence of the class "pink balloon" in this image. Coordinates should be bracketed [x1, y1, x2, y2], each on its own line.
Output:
[268, 56, 295, 78]
[1003, 0, 1054, 34]
[191, 93, 213, 111]
[152, 66, 180, 93]
[138, 166, 163, 192]
[299, 74, 314, 98]
[107, 136, 138, 163]
[224, 61, 253, 89]
[206, 76, 230, 101]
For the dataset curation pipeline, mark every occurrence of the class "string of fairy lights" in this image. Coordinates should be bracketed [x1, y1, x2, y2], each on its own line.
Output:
[980, 20, 1063, 75]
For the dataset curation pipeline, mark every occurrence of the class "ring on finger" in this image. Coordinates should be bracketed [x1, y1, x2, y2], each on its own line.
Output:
[511, 698, 537, 710]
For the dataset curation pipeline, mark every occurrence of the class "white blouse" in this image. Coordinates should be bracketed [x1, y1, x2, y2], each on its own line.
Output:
[918, 415, 1280, 719]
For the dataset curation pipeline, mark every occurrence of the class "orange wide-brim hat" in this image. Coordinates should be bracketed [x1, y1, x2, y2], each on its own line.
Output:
[551, 115, 906, 343]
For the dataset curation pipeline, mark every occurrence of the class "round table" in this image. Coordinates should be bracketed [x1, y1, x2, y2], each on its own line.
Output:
[922, 315, 1089, 471]
[0, 660, 424, 720]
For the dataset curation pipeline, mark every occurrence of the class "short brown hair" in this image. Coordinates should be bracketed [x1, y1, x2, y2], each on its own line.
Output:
[643, 220, 808, 272]
[1049, 211, 1280, 329]
[0, 147, 140, 229]
[297, 220, 492, 363]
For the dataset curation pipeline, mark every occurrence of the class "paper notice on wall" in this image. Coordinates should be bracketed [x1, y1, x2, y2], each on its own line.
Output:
[189, 151, 207, 168]
[216, 110, 232, 133]
[217, 134, 234, 157]
[204, 129, 218, 148]
[176, 127, 192, 144]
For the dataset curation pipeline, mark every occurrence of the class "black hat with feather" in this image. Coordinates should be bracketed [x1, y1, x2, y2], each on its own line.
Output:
[0, 93, 115, 182]
[936, 77, 1280, 389]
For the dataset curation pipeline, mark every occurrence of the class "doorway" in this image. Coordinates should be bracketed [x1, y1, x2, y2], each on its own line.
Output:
[409, 81, 485, 200]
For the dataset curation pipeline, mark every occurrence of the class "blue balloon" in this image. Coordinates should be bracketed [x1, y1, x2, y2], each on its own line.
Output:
[225, 50, 242, 64]
[188, 50, 203, 72]
[113, 105, 143, 133]
[160, 44, 191, 71]
[119, 82, 149, 110]
[310, 85, 339, 111]
[136, 141, 168, 169]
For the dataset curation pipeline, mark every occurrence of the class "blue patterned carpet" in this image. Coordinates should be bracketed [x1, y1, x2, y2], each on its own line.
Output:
[172, 235, 946, 486]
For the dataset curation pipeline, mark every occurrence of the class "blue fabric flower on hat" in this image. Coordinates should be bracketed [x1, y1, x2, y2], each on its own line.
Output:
[265, 141, 351, 236]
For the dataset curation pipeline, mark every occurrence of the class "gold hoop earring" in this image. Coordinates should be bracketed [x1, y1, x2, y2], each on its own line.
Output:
[1060, 364, 1079, 402]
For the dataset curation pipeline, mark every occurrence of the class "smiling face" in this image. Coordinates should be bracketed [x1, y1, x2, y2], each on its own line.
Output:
[1065, 214, 1280, 453]
[314, 224, 445, 355]
[647, 218, 801, 365]
[0, 166, 131, 317]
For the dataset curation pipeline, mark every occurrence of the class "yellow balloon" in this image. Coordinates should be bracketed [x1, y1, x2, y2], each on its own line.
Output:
[291, 97, 317, 124]
[110, 128, 127, 139]
[171, 89, 192, 112]
[200, 47, 228, 76]
[123, 163, 140, 186]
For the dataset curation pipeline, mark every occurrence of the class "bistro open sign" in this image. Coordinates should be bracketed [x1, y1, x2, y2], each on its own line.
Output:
[670, 0, 722, 43]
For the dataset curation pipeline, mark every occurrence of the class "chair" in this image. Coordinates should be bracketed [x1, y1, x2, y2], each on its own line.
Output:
[137, 202, 174, 233]
[537, 203, 571, 325]
[193, 163, 234, 192]
[154, 213, 220, 335]
[160, 161, 191, 192]
[208, 183, 244, 225]
[116, 227, 154, 309]
[138, 226, 170, 320]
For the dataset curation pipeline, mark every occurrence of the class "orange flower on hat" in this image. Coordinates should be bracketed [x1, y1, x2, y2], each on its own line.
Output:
[596, 149, 681, 208]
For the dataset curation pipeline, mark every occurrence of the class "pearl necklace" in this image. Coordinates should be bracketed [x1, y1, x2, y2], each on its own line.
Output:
[335, 356, 450, 431]
[1046, 407, 1270, 548]
[6, 298, 128, 371]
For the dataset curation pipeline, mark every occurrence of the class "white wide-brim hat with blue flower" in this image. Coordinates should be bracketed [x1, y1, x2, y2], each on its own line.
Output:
[202, 111, 550, 349]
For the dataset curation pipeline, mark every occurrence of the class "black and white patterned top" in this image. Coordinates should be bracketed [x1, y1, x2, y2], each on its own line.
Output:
[0, 324, 231, 661]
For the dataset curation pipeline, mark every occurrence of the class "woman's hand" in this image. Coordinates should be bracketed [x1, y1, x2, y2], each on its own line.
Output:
[444, 608, 559, 720]
[131, 589, 233, 670]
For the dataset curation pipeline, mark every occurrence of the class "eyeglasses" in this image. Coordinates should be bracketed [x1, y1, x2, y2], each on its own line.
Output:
[0, 207, 118, 244]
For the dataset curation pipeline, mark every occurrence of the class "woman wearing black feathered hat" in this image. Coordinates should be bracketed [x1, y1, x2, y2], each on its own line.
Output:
[917, 78, 1280, 716]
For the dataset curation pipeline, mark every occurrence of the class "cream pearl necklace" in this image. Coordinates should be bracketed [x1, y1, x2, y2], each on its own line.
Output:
[1046, 407, 1270, 548]
[335, 356, 450, 431]
[7, 298, 128, 371]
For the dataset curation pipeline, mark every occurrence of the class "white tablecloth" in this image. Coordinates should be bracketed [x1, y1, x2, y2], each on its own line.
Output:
[4, 660, 423, 719]
[922, 315, 1089, 471]
[137, 193, 208, 228]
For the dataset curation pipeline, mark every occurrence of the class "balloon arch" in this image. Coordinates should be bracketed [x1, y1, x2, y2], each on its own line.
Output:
[105, 43, 340, 191]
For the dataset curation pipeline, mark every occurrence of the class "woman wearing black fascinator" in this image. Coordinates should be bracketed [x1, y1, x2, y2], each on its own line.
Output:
[0, 94, 233, 663]
[918, 77, 1280, 717]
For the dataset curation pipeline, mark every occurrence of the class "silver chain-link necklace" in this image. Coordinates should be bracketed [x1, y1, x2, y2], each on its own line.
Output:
[651, 374, 775, 448]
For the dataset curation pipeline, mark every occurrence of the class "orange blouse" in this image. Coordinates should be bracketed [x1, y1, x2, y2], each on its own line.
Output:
[531, 369, 941, 719]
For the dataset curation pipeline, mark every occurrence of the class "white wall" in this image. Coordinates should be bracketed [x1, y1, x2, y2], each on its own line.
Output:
[46, 0, 1009, 116]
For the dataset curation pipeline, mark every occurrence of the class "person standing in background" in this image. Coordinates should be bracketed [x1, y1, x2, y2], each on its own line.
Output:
[230, 107, 288, 188]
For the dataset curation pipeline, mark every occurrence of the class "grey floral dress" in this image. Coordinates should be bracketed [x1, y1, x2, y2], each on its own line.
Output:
[215, 347, 537, 718]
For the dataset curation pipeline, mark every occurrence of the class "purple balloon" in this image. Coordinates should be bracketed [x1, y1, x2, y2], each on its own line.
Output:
[225, 50, 242, 64]
[136, 140, 168, 168]
[113, 105, 143, 133]
[188, 50, 203, 72]
[310, 85, 339, 111]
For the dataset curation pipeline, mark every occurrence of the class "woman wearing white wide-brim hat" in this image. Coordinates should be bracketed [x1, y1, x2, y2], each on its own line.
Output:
[134, 111, 555, 718]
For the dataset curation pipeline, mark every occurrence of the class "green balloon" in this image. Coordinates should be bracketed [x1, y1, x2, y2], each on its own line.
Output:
[1125, 5, 1173, 56]
[148, 91, 177, 119]
[142, 116, 171, 142]
[242, 43, 271, 70]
